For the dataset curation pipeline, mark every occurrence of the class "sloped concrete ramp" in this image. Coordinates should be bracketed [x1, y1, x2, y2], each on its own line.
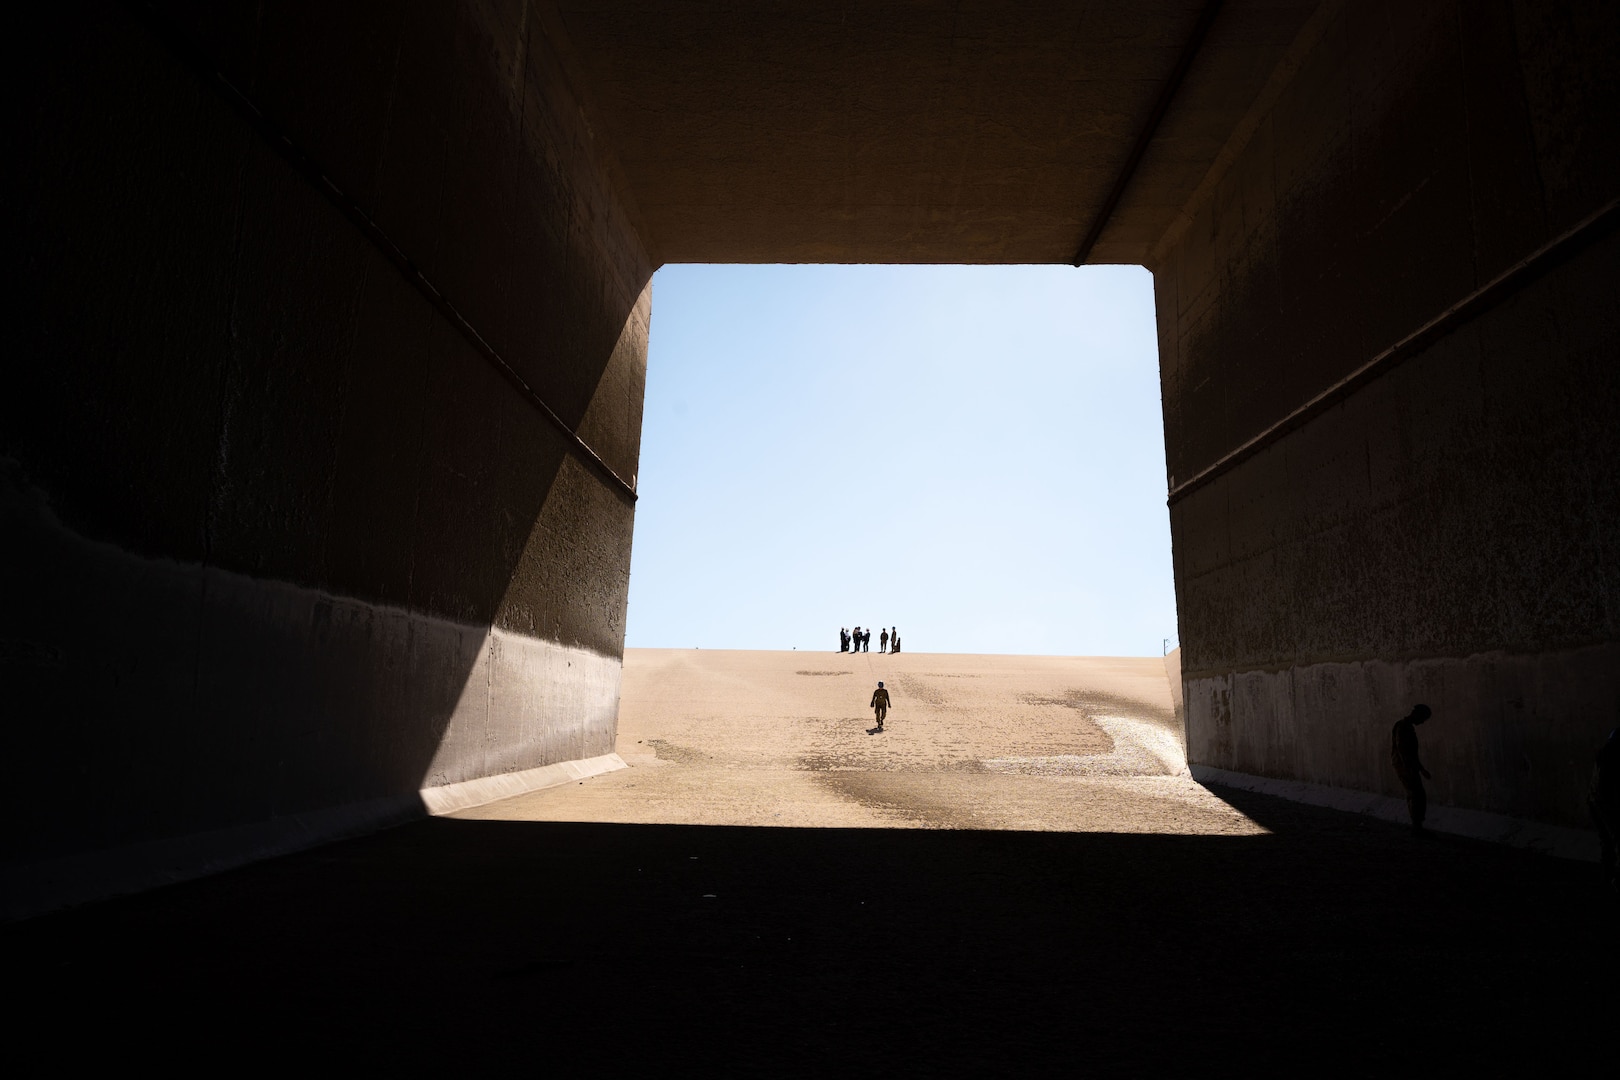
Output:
[456, 648, 1261, 834]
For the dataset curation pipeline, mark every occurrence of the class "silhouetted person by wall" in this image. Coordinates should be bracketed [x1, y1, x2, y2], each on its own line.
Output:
[864, 629, 871, 652]
[840, 628, 850, 652]
[1391, 704, 1433, 832]
[871, 680, 891, 731]
[880, 628, 889, 652]
[1590, 727, 1619, 892]
[891, 632, 900, 654]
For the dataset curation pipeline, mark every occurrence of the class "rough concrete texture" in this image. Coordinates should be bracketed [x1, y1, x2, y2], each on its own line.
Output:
[8, 0, 1616, 905]
[456, 649, 1263, 837]
[553, 0, 1322, 264]
[1185, 645, 1620, 827]
[1, 465, 624, 917]
[6, 0, 649, 886]
[1153, 0, 1620, 826]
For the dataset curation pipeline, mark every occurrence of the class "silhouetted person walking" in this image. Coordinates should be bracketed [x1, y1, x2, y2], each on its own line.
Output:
[1391, 704, 1432, 832]
[871, 680, 891, 731]
[880, 628, 889, 653]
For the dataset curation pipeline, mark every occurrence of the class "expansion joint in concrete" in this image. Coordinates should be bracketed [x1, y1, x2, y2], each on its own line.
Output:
[123, 0, 639, 505]
[1072, 0, 1224, 267]
[1167, 193, 1620, 505]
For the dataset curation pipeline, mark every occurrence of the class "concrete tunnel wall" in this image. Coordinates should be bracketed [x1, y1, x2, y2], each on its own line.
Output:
[1153, 0, 1620, 828]
[6, 2, 1617, 915]
[3, 0, 652, 906]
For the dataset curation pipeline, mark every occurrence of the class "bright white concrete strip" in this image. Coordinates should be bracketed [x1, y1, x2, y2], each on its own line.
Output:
[981, 714, 1189, 779]
[1191, 764, 1600, 861]
[420, 753, 627, 816]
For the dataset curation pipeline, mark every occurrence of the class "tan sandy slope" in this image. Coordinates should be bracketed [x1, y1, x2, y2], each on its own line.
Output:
[455, 649, 1266, 834]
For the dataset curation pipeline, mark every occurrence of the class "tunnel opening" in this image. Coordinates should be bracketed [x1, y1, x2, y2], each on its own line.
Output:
[7, 0, 1618, 1067]
[442, 261, 1203, 834]
[625, 263, 1177, 658]
[7, 0, 1616, 930]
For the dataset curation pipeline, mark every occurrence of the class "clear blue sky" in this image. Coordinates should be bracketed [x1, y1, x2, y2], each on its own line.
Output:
[623, 264, 1177, 657]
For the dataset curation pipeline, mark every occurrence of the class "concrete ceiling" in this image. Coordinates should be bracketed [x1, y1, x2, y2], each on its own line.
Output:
[553, 0, 1324, 265]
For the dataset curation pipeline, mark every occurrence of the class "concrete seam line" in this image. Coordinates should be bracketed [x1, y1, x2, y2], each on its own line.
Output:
[532, 1, 664, 267]
[123, 0, 638, 505]
[1146, 0, 1347, 269]
[1072, 0, 1224, 267]
[1166, 194, 1620, 506]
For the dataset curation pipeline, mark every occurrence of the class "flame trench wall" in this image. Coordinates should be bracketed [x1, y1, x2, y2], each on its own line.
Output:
[3, 0, 651, 907]
[1155, 0, 1619, 828]
[6, 1, 1618, 917]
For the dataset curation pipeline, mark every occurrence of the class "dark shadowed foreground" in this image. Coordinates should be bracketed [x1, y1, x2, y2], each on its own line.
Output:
[9, 788, 1612, 1075]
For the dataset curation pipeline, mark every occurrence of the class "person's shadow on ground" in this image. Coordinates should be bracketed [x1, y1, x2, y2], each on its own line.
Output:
[866, 725, 883, 735]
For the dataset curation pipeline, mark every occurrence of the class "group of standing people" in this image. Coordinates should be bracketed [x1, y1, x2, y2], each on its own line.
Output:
[840, 626, 900, 654]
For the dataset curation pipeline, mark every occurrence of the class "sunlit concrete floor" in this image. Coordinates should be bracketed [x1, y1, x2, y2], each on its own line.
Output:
[8, 650, 1615, 1074]
[462, 649, 1258, 834]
